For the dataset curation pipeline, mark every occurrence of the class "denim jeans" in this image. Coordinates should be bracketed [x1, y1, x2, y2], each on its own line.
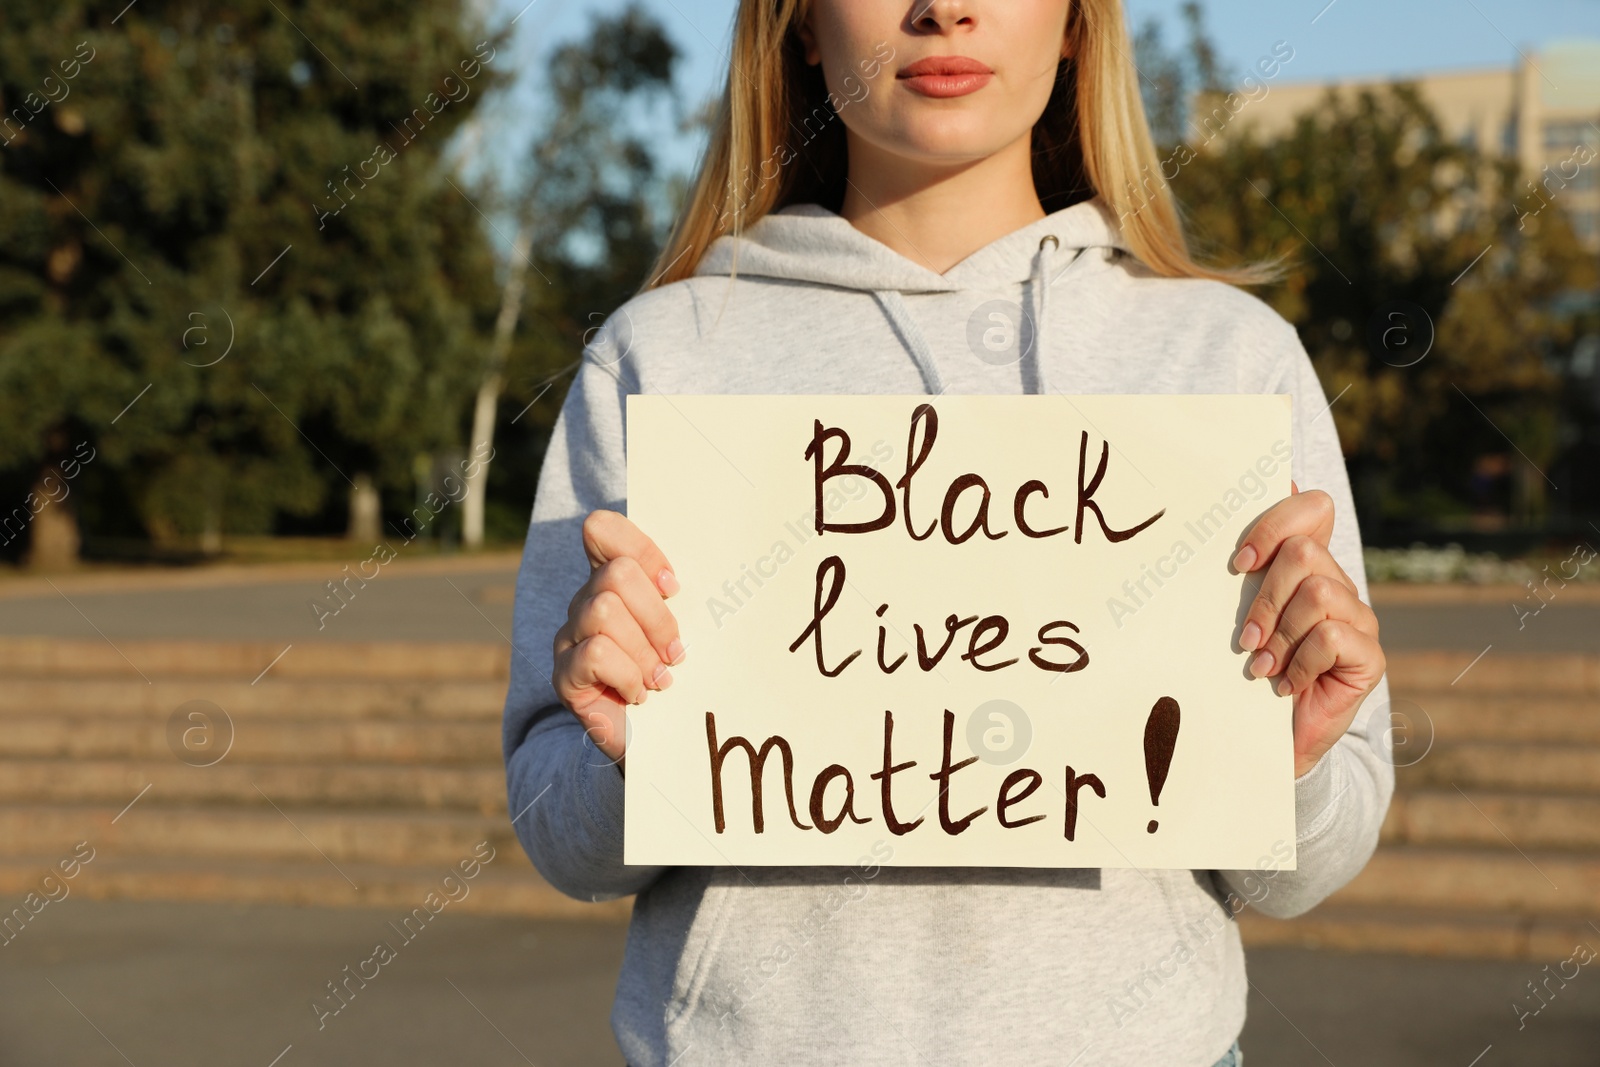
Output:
[632, 1040, 1242, 1066]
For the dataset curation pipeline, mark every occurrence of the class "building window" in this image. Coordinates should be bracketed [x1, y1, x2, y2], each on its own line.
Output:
[1544, 119, 1600, 150]
[1571, 208, 1599, 245]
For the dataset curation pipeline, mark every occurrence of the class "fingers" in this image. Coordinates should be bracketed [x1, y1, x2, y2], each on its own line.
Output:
[1247, 572, 1378, 684]
[1285, 621, 1388, 776]
[552, 511, 682, 769]
[1229, 486, 1388, 780]
[1231, 488, 1335, 574]
[566, 555, 684, 676]
[554, 632, 648, 708]
[583, 509, 679, 596]
[1239, 533, 1357, 657]
[1279, 619, 1384, 700]
[570, 588, 677, 692]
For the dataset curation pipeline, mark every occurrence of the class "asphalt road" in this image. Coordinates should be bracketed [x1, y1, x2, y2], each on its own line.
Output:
[2, 559, 1598, 654]
[1, 900, 1595, 1066]
[0, 562, 523, 644]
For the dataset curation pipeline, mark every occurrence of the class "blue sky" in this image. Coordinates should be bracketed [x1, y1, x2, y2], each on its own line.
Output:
[493, 0, 1600, 96]
[1122, 0, 1600, 82]
[474, 0, 1600, 208]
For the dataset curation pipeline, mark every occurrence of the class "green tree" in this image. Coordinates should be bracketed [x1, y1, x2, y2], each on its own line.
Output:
[1177, 85, 1594, 531]
[1131, 3, 1596, 537]
[473, 3, 683, 543]
[0, 0, 502, 565]
[1133, 1, 1224, 149]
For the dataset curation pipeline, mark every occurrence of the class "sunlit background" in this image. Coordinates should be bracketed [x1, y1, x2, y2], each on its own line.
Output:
[1, 0, 1597, 1064]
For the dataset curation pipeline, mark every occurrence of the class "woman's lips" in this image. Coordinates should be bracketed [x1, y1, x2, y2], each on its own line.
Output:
[897, 56, 994, 98]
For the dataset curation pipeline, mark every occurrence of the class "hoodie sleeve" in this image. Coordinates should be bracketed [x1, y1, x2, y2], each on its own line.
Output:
[1215, 325, 1395, 918]
[502, 351, 669, 902]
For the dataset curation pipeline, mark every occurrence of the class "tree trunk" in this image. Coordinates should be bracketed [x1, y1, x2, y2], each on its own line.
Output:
[200, 482, 223, 555]
[463, 226, 533, 549]
[25, 461, 81, 570]
[348, 473, 382, 543]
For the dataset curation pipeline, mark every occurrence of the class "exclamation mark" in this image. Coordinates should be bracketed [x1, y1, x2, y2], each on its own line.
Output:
[1144, 696, 1181, 833]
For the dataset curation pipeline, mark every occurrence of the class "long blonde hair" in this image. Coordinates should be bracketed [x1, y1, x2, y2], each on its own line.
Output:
[646, 0, 1269, 289]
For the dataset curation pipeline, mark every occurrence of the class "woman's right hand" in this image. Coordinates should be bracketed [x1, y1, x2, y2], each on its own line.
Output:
[552, 509, 684, 766]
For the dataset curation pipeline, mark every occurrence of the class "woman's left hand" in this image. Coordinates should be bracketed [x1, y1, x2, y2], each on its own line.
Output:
[1232, 485, 1386, 778]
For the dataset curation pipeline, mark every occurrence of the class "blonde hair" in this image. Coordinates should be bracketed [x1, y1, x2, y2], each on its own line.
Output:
[645, 0, 1273, 289]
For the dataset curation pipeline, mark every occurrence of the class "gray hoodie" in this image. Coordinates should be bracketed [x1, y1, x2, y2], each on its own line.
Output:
[503, 200, 1393, 1067]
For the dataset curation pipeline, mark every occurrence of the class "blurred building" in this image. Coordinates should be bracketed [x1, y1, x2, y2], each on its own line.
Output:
[1219, 40, 1600, 252]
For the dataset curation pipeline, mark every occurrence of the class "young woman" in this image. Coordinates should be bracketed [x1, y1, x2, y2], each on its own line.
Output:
[503, 1, 1392, 1063]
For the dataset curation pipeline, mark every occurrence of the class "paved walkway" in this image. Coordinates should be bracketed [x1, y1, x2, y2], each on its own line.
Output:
[0, 900, 624, 1067]
[1, 900, 1594, 1066]
[0, 556, 522, 644]
[1244, 945, 1600, 1066]
[2, 556, 1597, 653]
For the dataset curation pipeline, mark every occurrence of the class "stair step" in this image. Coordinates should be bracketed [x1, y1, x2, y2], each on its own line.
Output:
[0, 853, 627, 922]
[0, 637, 510, 681]
[1400, 743, 1600, 794]
[0, 678, 507, 719]
[0, 635, 1582, 949]
[1332, 846, 1600, 916]
[9, 695, 1584, 757]
[1386, 651, 1600, 695]
[1413, 695, 1600, 744]
[0, 716, 501, 763]
[1239, 906, 1600, 960]
[0, 761, 505, 813]
[1384, 791, 1600, 850]
[0, 805, 521, 866]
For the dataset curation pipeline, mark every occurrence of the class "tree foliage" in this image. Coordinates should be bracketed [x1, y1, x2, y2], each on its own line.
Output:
[1179, 88, 1593, 531]
[0, 0, 502, 559]
[6, 1, 1587, 560]
[1139, 9, 1598, 536]
[479, 3, 682, 542]
[1133, 2, 1224, 149]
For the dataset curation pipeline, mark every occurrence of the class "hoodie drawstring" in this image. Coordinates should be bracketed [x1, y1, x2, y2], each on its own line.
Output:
[874, 235, 1097, 398]
[873, 289, 947, 395]
[1028, 235, 1059, 395]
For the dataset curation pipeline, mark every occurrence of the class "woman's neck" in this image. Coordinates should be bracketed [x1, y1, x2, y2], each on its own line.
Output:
[838, 132, 1045, 274]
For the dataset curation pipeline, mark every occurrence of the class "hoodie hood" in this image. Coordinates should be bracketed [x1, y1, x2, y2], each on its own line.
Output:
[693, 198, 1131, 293]
[694, 198, 1132, 395]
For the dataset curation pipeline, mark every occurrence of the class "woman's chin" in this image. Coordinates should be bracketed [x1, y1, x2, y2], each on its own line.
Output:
[870, 123, 1029, 170]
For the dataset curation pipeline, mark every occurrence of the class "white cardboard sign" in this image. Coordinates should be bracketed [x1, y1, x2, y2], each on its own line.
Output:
[625, 395, 1295, 869]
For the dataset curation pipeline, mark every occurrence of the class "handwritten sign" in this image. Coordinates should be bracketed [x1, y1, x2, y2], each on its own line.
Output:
[625, 396, 1295, 869]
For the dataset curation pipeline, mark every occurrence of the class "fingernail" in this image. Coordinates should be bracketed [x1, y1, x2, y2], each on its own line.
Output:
[1249, 650, 1275, 678]
[636, 688, 649, 705]
[658, 569, 680, 597]
[666, 639, 685, 665]
[1276, 678, 1293, 697]
[1240, 621, 1262, 651]
[652, 664, 674, 690]
[1232, 545, 1258, 572]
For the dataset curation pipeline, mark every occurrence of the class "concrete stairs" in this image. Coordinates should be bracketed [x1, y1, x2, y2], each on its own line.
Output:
[0, 637, 628, 923]
[1240, 652, 1600, 960]
[4, 636, 1594, 957]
